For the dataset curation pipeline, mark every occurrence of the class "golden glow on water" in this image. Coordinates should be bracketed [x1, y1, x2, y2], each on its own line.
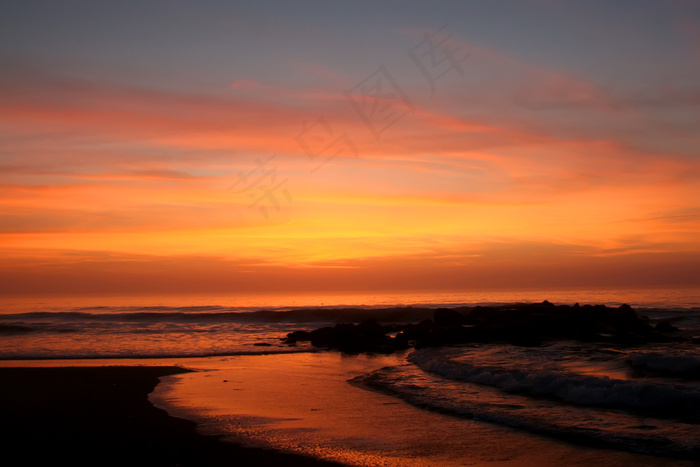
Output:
[150, 354, 676, 467]
[3, 286, 698, 313]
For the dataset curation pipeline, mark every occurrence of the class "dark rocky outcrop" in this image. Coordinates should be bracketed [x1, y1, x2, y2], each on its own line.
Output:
[655, 320, 679, 333]
[283, 302, 688, 354]
[284, 319, 404, 353]
[434, 308, 467, 326]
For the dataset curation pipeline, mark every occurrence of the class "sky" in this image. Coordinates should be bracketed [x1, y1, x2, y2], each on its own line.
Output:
[1, 0, 699, 295]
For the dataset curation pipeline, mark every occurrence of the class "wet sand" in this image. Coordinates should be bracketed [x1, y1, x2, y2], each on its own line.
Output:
[152, 353, 692, 467]
[3, 360, 695, 467]
[0, 366, 341, 466]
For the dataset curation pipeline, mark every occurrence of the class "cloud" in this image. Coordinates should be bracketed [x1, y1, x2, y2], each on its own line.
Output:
[1, 51, 698, 294]
[0, 63, 321, 154]
[2, 242, 698, 295]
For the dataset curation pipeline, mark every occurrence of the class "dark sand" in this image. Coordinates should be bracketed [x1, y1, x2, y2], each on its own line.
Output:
[0, 366, 342, 466]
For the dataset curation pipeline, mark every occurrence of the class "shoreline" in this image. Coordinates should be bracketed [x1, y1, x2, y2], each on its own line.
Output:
[2, 299, 698, 466]
[0, 366, 342, 466]
[150, 353, 692, 467]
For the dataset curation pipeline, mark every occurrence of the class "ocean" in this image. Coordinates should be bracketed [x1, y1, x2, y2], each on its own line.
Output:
[2, 287, 699, 466]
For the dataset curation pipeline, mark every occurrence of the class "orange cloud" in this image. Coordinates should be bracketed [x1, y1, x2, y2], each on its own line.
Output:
[2, 245, 698, 296]
[1, 54, 699, 295]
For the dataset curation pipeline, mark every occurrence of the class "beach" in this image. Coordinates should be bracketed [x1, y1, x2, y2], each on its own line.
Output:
[0, 366, 340, 466]
[3, 355, 697, 467]
[3, 1, 700, 465]
[2, 290, 699, 466]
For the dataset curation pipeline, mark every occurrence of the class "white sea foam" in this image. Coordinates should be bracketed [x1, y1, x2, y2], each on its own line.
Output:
[409, 348, 700, 411]
[356, 355, 700, 458]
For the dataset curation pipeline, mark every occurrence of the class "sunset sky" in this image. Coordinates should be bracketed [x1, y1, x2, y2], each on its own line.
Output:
[1, 1, 699, 294]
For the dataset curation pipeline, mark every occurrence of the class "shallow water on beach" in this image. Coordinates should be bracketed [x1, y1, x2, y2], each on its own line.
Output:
[364, 346, 700, 457]
[151, 353, 697, 466]
[2, 287, 699, 360]
[2, 287, 700, 465]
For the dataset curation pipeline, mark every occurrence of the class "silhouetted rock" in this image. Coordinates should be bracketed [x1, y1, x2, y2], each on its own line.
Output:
[414, 324, 484, 349]
[395, 319, 434, 344]
[434, 308, 466, 326]
[508, 332, 542, 347]
[283, 320, 398, 353]
[618, 303, 635, 315]
[655, 321, 678, 333]
[391, 331, 410, 350]
[355, 318, 385, 336]
[284, 330, 312, 343]
[283, 301, 683, 354]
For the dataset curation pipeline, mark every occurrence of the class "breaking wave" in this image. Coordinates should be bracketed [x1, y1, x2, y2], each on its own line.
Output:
[409, 348, 700, 412]
[627, 351, 700, 378]
[355, 346, 700, 458]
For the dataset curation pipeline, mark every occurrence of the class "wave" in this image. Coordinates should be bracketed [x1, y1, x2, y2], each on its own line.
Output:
[3, 303, 700, 332]
[0, 347, 318, 361]
[355, 363, 700, 459]
[0, 306, 437, 324]
[0, 324, 35, 335]
[409, 348, 700, 414]
[627, 352, 700, 378]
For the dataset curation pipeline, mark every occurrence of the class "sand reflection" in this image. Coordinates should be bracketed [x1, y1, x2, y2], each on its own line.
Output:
[150, 353, 679, 467]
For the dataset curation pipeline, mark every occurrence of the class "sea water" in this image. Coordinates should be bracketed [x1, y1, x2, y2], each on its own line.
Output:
[2, 287, 699, 465]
